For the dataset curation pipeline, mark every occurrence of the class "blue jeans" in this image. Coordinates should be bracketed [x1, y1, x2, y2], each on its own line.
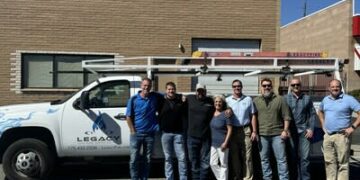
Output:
[187, 136, 211, 180]
[161, 132, 188, 180]
[289, 131, 311, 180]
[259, 135, 289, 180]
[129, 133, 155, 180]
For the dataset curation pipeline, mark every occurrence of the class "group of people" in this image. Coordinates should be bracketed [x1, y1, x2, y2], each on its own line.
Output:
[125, 77, 360, 180]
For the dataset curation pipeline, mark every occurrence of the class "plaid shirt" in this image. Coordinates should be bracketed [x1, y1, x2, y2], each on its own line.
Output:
[284, 93, 317, 133]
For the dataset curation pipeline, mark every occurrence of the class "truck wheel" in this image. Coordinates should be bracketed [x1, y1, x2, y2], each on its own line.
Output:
[2, 138, 55, 180]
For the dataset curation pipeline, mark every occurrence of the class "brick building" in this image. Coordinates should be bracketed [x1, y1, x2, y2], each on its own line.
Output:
[280, 0, 360, 92]
[0, 0, 280, 105]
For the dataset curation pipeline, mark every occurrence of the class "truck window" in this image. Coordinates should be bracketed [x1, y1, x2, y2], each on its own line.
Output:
[88, 80, 130, 108]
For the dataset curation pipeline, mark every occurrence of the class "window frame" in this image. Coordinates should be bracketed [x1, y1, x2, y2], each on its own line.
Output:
[88, 80, 131, 108]
[21, 53, 114, 89]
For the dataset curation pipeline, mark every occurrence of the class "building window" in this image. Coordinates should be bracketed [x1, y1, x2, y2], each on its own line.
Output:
[192, 38, 261, 53]
[22, 54, 114, 89]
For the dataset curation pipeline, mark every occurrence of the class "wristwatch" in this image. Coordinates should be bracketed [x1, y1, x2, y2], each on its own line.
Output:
[351, 124, 357, 130]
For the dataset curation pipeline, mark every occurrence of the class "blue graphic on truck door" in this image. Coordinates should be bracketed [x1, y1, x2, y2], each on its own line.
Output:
[92, 111, 106, 132]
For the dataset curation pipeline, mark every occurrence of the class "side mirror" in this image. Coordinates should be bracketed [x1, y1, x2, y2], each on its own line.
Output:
[79, 91, 90, 110]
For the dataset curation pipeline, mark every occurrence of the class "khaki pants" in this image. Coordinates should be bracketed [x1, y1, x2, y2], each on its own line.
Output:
[229, 126, 253, 180]
[323, 133, 351, 180]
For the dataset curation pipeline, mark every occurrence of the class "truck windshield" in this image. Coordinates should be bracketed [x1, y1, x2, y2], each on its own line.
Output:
[50, 79, 101, 105]
[50, 92, 76, 105]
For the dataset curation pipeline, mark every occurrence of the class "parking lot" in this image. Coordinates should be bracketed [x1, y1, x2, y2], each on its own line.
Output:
[0, 162, 166, 180]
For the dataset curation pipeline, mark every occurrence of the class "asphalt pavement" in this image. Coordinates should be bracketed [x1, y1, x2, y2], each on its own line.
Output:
[0, 129, 359, 179]
[0, 155, 360, 180]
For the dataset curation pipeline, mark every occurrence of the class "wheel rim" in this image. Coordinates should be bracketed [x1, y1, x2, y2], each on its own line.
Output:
[14, 151, 40, 177]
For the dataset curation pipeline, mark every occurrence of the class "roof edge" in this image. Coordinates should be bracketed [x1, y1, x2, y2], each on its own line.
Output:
[281, 0, 347, 29]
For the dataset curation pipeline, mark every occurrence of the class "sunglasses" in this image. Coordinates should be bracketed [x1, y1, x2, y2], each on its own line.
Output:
[232, 85, 242, 88]
[261, 84, 272, 88]
[291, 84, 301, 87]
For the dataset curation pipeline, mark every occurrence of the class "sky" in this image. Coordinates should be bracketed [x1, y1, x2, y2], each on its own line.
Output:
[281, 0, 360, 26]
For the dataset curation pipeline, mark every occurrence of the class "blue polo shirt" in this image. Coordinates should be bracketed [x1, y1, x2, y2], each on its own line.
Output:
[319, 93, 360, 134]
[226, 95, 256, 127]
[126, 92, 161, 133]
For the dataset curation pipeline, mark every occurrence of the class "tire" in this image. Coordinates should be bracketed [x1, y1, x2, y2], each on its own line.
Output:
[2, 138, 55, 180]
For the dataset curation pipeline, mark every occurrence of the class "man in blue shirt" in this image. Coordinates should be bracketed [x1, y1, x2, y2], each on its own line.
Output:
[318, 79, 360, 180]
[284, 78, 317, 180]
[226, 79, 257, 180]
[126, 77, 162, 180]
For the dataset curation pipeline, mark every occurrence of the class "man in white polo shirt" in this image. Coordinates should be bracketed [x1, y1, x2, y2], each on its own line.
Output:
[226, 79, 257, 180]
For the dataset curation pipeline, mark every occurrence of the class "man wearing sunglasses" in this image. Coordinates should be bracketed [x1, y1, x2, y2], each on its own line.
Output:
[284, 78, 317, 180]
[253, 78, 292, 180]
[226, 79, 257, 180]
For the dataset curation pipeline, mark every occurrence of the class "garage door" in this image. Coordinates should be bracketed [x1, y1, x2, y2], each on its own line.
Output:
[192, 38, 260, 53]
[198, 74, 259, 97]
[193, 38, 261, 96]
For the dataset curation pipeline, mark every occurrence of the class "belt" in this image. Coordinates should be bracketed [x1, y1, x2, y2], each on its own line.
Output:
[328, 130, 345, 136]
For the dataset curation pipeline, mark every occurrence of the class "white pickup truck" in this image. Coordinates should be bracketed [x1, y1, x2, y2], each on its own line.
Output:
[0, 75, 163, 180]
[0, 54, 345, 180]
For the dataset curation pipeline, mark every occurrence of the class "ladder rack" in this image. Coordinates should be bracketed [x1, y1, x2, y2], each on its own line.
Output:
[82, 56, 343, 80]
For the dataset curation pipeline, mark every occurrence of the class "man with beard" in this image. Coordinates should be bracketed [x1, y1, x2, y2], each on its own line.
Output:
[253, 78, 292, 180]
[185, 83, 215, 180]
[318, 79, 360, 180]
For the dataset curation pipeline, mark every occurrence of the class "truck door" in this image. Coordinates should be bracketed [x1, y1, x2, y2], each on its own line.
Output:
[61, 80, 132, 156]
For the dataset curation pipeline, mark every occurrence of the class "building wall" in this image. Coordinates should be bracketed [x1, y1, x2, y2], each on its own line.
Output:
[0, 0, 279, 105]
[280, 0, 360, 91]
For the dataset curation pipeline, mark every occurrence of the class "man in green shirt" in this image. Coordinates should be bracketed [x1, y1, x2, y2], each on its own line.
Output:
[253, 78, 292, 180]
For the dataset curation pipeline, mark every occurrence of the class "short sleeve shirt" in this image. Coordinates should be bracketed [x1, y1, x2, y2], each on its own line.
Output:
[210, 111, 232, 147]
[319, 93, 360, 134]
[226, 95, 256, 127]
[186, 95, 215, 138]
[126, 91, 161, 133]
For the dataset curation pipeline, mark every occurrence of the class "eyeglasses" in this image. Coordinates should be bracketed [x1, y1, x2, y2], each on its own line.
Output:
[232, 85, 242, 88]
[290, 84, 301, 87]
[261, 84, 272, 88]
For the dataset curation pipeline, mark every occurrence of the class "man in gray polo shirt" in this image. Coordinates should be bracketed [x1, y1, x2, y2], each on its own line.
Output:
[226, 79, 257, 180]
